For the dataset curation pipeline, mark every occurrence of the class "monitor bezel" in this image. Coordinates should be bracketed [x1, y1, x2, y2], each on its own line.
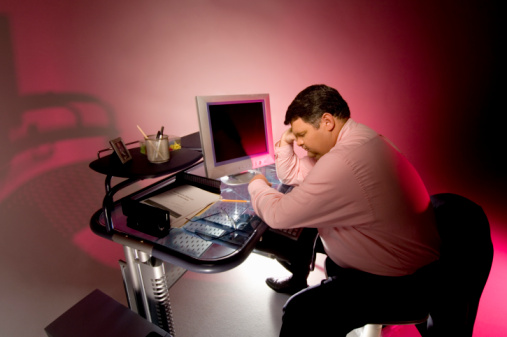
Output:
[195, 93, 275, 180]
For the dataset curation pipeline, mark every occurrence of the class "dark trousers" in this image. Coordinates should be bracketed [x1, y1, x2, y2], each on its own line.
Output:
[255, 228, 438, 336]
[280, 257, 438, 337]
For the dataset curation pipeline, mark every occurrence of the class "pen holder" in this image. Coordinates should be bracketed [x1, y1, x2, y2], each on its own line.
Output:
[146, 134, 170, 163]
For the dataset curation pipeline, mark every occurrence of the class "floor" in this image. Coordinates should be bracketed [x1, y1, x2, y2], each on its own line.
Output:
[0, 157, 506, 337]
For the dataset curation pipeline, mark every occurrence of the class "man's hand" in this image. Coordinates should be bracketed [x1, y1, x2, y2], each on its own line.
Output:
[249, 173, 272, 186]
[279, 128, 296, 147]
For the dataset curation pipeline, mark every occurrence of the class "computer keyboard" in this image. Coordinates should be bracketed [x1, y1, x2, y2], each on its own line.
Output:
[272, 227, 303, 240]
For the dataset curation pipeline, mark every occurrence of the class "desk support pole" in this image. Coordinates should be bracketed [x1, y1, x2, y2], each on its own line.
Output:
[102, 175, 140, 232]
[121, 245, 176, 336]
[122, 246, 149, 318]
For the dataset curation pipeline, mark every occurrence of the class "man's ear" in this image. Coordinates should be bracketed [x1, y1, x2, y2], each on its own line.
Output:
[321, 113, 336, 131]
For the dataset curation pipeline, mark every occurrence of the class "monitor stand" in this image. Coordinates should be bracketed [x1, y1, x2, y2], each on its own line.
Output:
[220, 170, 260, 185]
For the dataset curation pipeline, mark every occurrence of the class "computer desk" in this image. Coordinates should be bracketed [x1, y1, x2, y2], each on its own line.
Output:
[89, 133, 281, 335]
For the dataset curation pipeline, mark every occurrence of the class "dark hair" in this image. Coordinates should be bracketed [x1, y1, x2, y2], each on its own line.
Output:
[284, 84, 350, 126]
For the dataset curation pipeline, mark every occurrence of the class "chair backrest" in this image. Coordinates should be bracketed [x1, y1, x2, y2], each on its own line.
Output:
[417, 193, 494, 336]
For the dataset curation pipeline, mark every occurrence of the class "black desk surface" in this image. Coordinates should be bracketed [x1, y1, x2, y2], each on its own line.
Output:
[89, 147, 202, 179]
[89, 132, 203, 179]
[90, 164, 280, 273]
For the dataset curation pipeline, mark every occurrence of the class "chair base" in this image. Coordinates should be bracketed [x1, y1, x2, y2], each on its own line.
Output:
[359, 315, 429, 337]
[360, 324, 382, 337]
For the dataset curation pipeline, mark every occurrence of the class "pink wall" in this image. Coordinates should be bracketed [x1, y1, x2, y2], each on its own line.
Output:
[0, 0, 504, 335]
[2, 1, 502, 190]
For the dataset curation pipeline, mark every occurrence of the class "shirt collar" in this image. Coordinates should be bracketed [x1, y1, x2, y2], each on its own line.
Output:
[336, 118, 355, 143]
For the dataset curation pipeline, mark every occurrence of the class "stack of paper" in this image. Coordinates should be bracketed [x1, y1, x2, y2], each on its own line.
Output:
[142, 184, 221, 228]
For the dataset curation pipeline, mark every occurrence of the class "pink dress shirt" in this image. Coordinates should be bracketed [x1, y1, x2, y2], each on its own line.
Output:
[248, 119, 440, 276]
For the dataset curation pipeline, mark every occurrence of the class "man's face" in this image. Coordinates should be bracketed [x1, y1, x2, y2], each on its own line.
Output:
[291, 117, 333, 160]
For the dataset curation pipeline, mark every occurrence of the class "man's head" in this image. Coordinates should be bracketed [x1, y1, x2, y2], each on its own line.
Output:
[284, 84, 350, 127]
[285, 84, 350, 160]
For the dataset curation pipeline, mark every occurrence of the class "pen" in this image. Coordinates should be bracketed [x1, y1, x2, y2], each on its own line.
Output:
[221, 199, 249, 203]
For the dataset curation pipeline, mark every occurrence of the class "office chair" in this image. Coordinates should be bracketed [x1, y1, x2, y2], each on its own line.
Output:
[360, 193, 494, 337]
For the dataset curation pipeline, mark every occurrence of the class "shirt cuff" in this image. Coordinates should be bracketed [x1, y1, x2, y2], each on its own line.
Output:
[275, 142, 293, 158]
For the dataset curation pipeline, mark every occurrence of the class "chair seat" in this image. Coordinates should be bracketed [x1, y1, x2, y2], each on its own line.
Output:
[360, 315, 429, 337]
[368, 314, 429, 326]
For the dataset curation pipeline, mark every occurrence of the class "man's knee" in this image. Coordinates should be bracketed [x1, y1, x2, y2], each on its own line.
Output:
[282, 280, 332, 321]
[281, 290, 322, 336]
[280, 278, 362, 335]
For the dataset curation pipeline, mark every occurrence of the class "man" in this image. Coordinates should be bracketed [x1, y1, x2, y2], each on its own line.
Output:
[248, 84, 441, 336]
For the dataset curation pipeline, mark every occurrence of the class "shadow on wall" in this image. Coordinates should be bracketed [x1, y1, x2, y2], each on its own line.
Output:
[1, 14, 118, 195]
[0, 14, 122, 269]
[1, 15, 118, 167]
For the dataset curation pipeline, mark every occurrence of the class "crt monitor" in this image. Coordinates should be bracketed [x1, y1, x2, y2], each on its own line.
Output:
[195, 93, 275, 184]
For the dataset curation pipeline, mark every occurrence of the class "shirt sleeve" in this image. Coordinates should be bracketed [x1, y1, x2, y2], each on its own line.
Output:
[248, 150, 371, 230]
[275, 143, 316, 186]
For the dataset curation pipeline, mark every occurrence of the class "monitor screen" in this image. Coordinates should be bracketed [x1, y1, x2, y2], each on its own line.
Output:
[196, 93, 275, 183]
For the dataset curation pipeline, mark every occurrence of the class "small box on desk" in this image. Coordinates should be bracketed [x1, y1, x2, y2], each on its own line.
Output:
[122, 200, 171, 238]
[121, 172, 221, 238]
[168, 135, 181, 151]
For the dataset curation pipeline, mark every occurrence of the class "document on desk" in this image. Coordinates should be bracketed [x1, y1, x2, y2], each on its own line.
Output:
[144, 185, 220, 228]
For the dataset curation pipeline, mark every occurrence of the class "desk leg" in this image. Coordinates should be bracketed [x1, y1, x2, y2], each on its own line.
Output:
[120, 246, 176, 336]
